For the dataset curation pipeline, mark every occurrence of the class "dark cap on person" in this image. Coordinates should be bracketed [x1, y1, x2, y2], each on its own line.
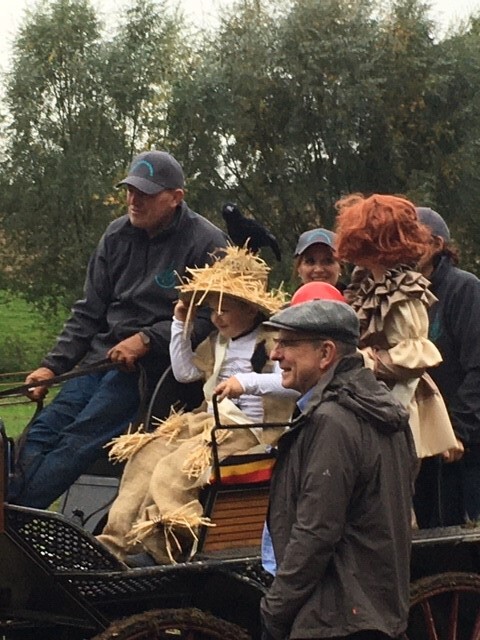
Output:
[416, 207, 450, 242]
[117, 150, 185, 195]
[294, 228, 336, 256]
[264, 299, 359, 346]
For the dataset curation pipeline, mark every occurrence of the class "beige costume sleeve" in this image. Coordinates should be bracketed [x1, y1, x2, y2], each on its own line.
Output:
[361, 298, 442, 382]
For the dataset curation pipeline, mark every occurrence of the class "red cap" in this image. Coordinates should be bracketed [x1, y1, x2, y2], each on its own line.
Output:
[291, 282, 345, 305]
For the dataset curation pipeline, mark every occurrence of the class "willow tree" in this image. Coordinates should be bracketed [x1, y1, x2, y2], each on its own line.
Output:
[0, 0, 184, 310]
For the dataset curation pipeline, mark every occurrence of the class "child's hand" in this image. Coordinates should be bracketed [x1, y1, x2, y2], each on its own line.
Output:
[214, 376, 245, 400]
[174, 299, 193, 323]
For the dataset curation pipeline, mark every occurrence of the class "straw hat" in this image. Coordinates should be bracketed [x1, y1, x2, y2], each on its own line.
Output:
[177, 245, 288, 321]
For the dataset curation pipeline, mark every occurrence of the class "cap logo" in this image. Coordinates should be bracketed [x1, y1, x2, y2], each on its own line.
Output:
[131, 160, 155, 177]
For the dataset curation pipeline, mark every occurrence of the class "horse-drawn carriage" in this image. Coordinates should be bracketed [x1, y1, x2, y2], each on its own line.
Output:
[0, 367, 479, 639]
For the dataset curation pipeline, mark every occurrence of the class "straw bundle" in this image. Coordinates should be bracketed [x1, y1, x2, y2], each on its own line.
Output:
[181, 426, 232, 479]
[126, 500, 215, 564]
[105, 424, 155, 463]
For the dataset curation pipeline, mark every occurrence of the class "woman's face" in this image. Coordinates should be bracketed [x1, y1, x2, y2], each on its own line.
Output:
[297, 244, 341, 286]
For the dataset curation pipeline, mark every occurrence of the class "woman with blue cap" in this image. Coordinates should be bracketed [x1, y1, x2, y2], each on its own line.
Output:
[293, 228, 341, 287]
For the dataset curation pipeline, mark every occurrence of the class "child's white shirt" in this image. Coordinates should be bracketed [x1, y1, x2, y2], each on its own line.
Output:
[170, 318, 293, 423]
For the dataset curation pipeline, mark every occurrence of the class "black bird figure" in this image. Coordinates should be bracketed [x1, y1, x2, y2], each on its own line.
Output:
[221, 203, 282, 261]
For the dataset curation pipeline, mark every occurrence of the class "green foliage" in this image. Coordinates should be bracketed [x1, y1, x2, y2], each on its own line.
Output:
[0, 0, 479, 309]
[167, 0, 480, 278]
[0, 0, 117, 310]
[0, 0, 184, 312]
[104, 0, 182, 155]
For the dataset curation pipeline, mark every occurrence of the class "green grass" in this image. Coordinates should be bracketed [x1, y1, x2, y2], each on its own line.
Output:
[0, 292, 65, 374]
[0, 292, 65, 437]
[0, 399, 44, 438]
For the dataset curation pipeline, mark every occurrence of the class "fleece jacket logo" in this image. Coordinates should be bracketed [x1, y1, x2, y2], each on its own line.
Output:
[155, 264, 177, 289]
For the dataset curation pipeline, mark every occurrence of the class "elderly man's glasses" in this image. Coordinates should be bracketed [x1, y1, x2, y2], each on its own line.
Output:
[272, 337, 324, 349]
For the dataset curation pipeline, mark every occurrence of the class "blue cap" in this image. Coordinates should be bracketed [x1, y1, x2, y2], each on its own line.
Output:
[294, 228, 336, 256]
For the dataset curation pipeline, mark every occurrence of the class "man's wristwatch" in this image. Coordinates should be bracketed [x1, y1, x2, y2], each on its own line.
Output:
[139, 331, 151, 346]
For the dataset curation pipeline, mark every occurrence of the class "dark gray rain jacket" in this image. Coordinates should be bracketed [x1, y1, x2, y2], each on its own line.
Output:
[261, 354, 416, 639]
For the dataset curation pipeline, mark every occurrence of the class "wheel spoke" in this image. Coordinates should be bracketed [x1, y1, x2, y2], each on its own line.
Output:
[409, 573, 480, 640]
[91, 607, 251, 640]
[448, 591, 459, 640]
[472, 607, 480, 640]
[421, 600, 440, 640]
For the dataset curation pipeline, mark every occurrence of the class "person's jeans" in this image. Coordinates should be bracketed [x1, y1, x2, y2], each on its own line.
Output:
[8, 369, 141, 509]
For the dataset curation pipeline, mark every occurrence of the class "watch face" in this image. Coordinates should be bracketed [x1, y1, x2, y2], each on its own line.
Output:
[140, 332, 151, 345]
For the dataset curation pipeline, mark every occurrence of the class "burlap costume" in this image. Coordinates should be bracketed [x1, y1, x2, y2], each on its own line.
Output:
[97, 247, 294, 563]
[345, 266, 458, 458]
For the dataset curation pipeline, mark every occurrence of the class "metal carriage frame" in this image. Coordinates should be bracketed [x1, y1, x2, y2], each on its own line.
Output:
[0, 369, 479, 639]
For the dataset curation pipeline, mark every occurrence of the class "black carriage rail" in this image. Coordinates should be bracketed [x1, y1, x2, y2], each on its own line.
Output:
[1, 391, 480, 638]
[2, 498, 480, 639]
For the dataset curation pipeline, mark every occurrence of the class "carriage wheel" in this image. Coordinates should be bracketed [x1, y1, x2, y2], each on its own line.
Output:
[91, 607, 251, 640]
[407, 572, 480, 640]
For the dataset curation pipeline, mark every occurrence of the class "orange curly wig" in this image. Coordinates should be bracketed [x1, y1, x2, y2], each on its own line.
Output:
[335, 193, 431, 268]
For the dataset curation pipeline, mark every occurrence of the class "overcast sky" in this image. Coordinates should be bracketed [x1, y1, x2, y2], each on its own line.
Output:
[0, 0, 479, 71]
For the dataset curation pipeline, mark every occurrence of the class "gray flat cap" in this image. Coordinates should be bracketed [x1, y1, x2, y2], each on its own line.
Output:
[416, 207, 450, 242]
[117, 150, 184, 195]
[264, 299, 359, 345]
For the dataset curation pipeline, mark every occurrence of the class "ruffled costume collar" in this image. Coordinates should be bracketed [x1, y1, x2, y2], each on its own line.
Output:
[344, 265, 437, 342]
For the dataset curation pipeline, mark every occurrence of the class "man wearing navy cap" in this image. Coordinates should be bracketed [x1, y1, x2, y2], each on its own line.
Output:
[261, 300, 416, 640]
[415, 207, 480, 527]
[9, 150, 227, 509]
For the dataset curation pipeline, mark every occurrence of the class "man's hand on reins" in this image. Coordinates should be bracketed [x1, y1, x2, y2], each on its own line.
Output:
[107, 333, 150, 370]
[25, 367, 55, 401]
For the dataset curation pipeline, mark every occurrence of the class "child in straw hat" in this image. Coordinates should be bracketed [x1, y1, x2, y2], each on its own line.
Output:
[97, 247, 297, 566]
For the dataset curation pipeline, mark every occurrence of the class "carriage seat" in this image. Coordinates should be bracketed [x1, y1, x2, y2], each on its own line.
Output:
[196, 407, 281, 556]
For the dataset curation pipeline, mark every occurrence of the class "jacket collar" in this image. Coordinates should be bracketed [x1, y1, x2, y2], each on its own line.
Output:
[303, 354, 363, 416]
[288, 354, 363, 430]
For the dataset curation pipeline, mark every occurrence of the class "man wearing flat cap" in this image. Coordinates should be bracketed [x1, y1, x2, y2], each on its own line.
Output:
[261, 300, 416, 640]
[9, 150, 227, 510]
